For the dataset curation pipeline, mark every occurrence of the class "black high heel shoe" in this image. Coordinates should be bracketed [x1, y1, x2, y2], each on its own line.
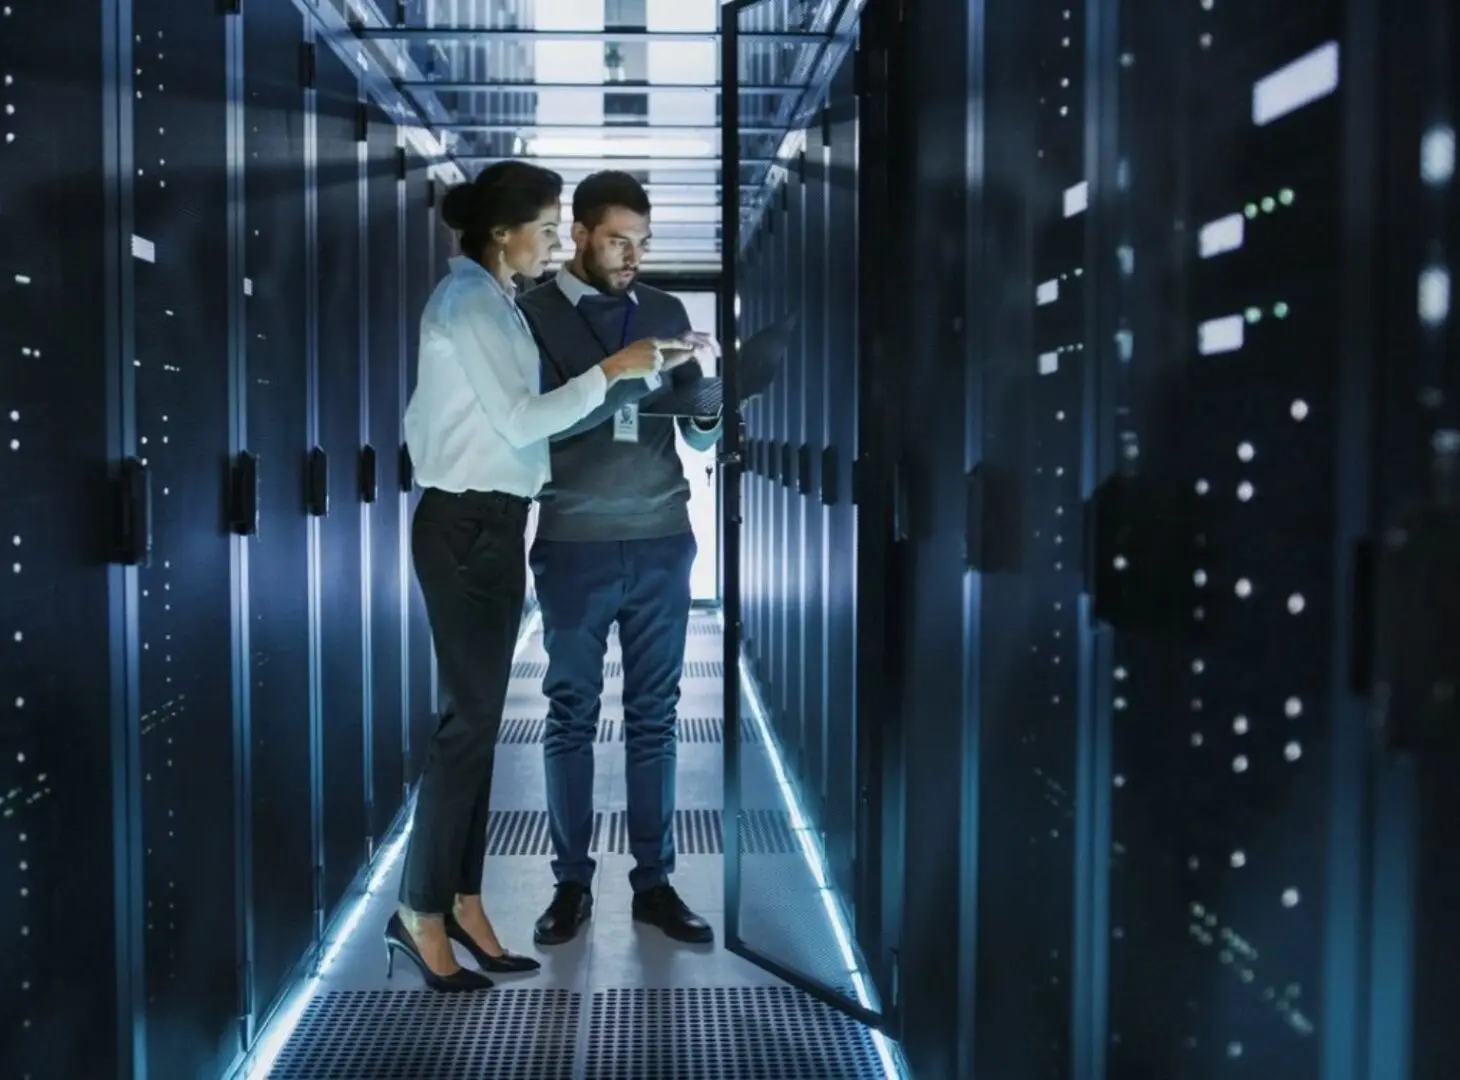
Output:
[384, 913, 494, 992]
[444, 912, 542, 974]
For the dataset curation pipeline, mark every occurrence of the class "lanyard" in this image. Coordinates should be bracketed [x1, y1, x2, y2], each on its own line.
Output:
[619, 302, 635, 349]
[573, 297, 636, 357]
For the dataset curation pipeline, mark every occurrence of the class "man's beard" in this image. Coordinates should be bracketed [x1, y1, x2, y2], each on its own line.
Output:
[579, 246, 636, 297]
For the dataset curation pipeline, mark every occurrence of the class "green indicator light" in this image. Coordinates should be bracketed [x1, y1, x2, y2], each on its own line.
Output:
[1261, 196, 1276, 213]
[1273, 302, 1289, 318]
[1278, 188, 1295, 205]
[1245, 306, 1262, 323]
[1244, 203, 1258, 218]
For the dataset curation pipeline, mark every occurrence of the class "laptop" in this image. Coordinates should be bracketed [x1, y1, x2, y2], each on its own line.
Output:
[638, 312, 796, 417]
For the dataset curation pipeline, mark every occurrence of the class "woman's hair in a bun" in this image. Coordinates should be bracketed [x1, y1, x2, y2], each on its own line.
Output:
[439, 182, 478, 233]
[441, 161, 564, 263]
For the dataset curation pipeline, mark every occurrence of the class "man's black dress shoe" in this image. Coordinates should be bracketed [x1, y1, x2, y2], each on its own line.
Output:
[534, 882, 593, 946]
[632, 884, 714, 944]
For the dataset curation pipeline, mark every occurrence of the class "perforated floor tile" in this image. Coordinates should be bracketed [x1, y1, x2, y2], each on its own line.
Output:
[600, 808, 726, 855]
[268, 989, 580, 1079]
[595, 809, 801, 856]
[497, 716, 743, 744]
[498, 717, 620, 744]
[487, 810, 614, 856]
[582, 986, 886, 1080]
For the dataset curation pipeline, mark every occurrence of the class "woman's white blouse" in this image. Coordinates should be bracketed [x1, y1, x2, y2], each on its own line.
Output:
[403, 256, 608, 498]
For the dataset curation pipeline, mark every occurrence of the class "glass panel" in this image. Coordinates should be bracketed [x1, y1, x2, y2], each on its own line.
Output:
[667, 289, 723, 603]
[339, 0, 826, 213]
[351, 26, 821, 87]
[725, 0, 886, 1032]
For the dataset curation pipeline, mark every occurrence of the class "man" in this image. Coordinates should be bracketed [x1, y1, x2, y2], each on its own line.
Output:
[517, 171, 722, 945]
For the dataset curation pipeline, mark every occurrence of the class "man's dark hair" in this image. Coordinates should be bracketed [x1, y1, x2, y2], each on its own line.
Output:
[573, 170, 651, 230]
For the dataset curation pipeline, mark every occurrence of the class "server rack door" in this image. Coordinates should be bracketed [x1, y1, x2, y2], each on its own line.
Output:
[313, 48, 368, 917]
[784, 170, 810, 792]
[822, 54, 860, 906]
[721, 0, 891, 1033]
[1369, 0, 1460, 1074]
[799, 121, 829, 832]
[0, 1, 126, 1073]
[240, 0, 315, 1027]
[1096, 7, 1366, 1080]
[887, 0, 980, 1063]
[770, 198, 791, 750]
[746, 247, 771, 690]
[131, 0, 242, 1069]
[403, 164, 435, 785]
[967, 1, 1092, 1071]
[365, 112, 405, 844]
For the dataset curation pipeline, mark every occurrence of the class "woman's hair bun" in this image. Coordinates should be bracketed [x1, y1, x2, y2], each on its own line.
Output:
[439, 162, 564, 259]
[440, 182, 478, 233]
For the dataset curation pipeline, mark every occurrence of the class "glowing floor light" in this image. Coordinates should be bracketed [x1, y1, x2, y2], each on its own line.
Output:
[236, 610, 543, 1080]
[721, 614, 907, 1080]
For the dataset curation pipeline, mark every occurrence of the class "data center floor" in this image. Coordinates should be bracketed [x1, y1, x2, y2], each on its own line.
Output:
[260, 611, 895, 1080]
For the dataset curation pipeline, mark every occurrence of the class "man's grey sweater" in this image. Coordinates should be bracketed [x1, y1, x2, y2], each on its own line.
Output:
[517, 272, 723, 543]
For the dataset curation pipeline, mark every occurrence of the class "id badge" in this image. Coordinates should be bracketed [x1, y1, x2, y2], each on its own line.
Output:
[613, 402, 640, 443]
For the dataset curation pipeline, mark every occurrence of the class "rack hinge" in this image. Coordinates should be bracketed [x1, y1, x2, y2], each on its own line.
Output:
[963, 462, 985, 571]
[312, 863, 325, 922]
[299, 42, 316, 89]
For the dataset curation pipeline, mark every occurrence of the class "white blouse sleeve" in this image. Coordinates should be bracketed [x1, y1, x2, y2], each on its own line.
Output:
[449, 290, 608, 448]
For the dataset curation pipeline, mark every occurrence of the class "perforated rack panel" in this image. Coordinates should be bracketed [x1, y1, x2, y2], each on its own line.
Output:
[131, 0, 241, 1071]
[366, 105, 407, 845]
[242, 0, 315, 1030]
[0, 0, 122, 1074]
[315, 41, 369, 923]
[731, 11, 871, 1018]
[1104, 7, 1349, 1078]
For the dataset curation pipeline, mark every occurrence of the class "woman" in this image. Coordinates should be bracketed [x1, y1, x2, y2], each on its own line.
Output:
[388, 161, 679, 991]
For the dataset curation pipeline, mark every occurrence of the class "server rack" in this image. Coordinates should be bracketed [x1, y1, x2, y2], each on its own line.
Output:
[1, 0, 447, 1072]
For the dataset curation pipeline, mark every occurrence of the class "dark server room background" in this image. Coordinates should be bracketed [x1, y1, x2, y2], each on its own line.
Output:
[2, 0, 1457, 1078]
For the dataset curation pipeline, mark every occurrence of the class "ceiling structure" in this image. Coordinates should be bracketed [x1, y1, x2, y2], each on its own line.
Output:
[348, 0, 865, 276]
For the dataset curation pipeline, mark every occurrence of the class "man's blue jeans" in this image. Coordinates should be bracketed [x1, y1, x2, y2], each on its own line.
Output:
[530, 532, 696, 893]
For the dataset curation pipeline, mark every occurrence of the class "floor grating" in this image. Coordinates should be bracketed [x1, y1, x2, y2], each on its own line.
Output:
[511, 660, 548, 680]
[514, 659, 709, 680]
[598, 809, 799, 856]
[601, 808, 724, 855]
[496, 717, 755, 744]
[268, 989, 581, 1079]
[497, 718, 619, 744]
[486, 810, 610, 856]
[583, 987, 887, 1080]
